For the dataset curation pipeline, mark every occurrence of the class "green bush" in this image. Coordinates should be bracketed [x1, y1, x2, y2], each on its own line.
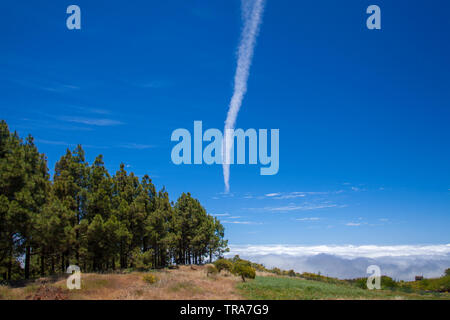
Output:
[287, 269, 296, 277]
[350, 276, 398, 290]
[131, 249, 153, 271]
[445, 268, 450, 277]
[380, 276, 398, 289]
[142, 273, 158, 284]
[352, 278, 368, 289]
[251, 263, 267, 272]
[232, 261, 256, 282]
[410, 275, 450, 292]
[213, 259, 233, 273]
[271, 267, 281, 275]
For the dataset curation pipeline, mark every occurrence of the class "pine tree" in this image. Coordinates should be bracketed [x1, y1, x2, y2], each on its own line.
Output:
[0, 120, 229, 279]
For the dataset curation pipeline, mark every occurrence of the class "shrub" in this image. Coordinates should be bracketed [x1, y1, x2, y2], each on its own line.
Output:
[232, 261, 256, 282]
[214, 259, 233, 273]
[350, 276, 398, 290]
[445, 268, 450, 277]
[142, 273, 158, 284]
[352, 278, 368, 289]
[412, 275, 450, 292]
[231, 255, 241, 263]
[271, 267, 281, 275]
[287, 269, 296, 277]
[251, 263, 267, 272]
[205, 264, 219, 277]
[381, 276, 397, 289]
[131, 248, 153, 271]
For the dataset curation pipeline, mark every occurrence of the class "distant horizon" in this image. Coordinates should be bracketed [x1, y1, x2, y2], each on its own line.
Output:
[226, 244, 450, 281]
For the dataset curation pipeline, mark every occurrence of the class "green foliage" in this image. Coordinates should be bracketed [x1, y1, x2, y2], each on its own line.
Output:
[271, 267, 281, 275]
[237, 276, 448, 300]
[287, 270, 296, 277]
[381, 276, 398, 289]
[352, 277, 368, 289]
[0, 120, 229, 280]
[142, 273, 158, 284]
[350, 276, 398, 290]
[131, 249, 153, 271]
[445, 268, 450, 277]
[232, 260, 256, 282]
[213, 259, 233, 273]
[402, 275, 450, 293]
[300, 272, 343, 285]
[251, 262, 267, 272]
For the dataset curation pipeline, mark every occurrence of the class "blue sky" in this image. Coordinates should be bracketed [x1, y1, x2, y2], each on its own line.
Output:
[1, 0, 449, 247]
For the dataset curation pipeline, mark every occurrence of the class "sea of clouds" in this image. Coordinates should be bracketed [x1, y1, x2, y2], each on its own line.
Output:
[225, 244, 450, 281]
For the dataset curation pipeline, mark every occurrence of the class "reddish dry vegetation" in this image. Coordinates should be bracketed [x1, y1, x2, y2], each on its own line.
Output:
[28, 285, 68, 300]
[0, 265, 245, 300]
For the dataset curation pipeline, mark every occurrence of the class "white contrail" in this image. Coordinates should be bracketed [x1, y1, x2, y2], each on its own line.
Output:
[223, 0, 266, 192]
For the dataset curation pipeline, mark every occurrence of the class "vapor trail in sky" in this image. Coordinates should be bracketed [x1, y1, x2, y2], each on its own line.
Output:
[223, 0, 266, 192]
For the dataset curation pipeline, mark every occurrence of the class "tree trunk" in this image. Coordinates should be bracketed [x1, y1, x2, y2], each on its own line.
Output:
[7, 246, 12, 280]
[24, 245, 31, 280]
[61, 254, 65, 273]
[40, 253, 45, 277]
[51, 256, 55, 274]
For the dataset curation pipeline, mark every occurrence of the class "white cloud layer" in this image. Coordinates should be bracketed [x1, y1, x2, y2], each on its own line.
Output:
[226, 244, 450, 280]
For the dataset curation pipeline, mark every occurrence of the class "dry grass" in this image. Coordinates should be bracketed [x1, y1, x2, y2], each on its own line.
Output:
[0, 265, 245, 300]
[2, 267, 448, 300]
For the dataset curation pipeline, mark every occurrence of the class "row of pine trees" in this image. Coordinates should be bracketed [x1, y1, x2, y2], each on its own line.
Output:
[0, 120, 228, 280]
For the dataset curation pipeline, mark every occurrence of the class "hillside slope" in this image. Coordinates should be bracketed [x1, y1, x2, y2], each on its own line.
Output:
[0, 265, 448, 300]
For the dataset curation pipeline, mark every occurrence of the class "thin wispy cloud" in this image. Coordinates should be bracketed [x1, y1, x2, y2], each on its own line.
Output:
[223, 0, 266, 192]
[43, 84, 79, 92]
[256, 203, 340, 212]
[118, 143, 155, 150]
[222, 220, 261, 225]
[59, 116, 124, 126]
[35, 139, 110, 149]
[296, 217, 321, 221]
[11, 78, 80, 92]
[35, 139, 70, 146]
[70, 106, 111, 115]
[346, 222, 361, 226]
[139, 80, 172, 89]
[263, 191, 338, 200]
[265, 193, 281, 197]
[271, 192, 306, 200]
[14, 118, 94, 132]
[35, 139, 155, 151]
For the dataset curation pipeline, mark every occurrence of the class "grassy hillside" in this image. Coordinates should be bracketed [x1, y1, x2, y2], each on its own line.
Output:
[237, 275, 449, 300]
[0, 265, 449, 300]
